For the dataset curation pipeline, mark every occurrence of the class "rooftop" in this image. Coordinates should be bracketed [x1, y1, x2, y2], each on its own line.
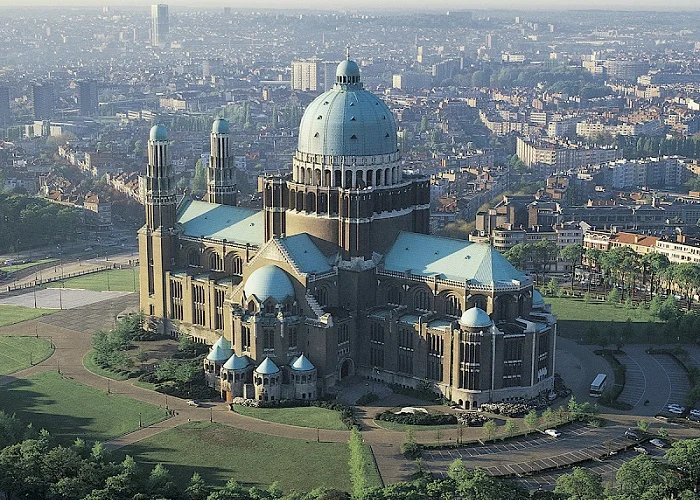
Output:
[177, 199, 264, 246]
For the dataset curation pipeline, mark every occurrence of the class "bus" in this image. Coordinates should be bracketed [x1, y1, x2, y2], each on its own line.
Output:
[590, 373, 607, 398]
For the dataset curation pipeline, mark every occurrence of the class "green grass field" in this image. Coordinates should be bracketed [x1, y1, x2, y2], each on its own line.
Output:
[0, 258, 57, 273]
[233, 405, 349, 431]
[0, 371, 167, 443]
[0, 336, 54, 375]
[54, 268, 139, 292]
[82, 349, 131, 381]
[117, 422, 361, 492]
[374, 420, 457, 432]
[545, 296, 657, 340]
[0, 304, 55, 327]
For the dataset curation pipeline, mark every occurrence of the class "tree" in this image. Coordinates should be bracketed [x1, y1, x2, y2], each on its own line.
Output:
[665, 437, 700, 490]
[483, 419, 497, 442]
[184, 472, 210, 500]
[607, 288, 620, 305]
[561, 243, 584, 289]
[531, 240, 559, 284]
[504, 419, 518, 439]
[545, 277, 560, 297]
[616, 455, 670, 497]
[524, 410, 539, 435]
[504, 243, 532, 271]
[637, 420, 650, 433]
[672, 263, 700, 310]
[554, 466, 604, 500]
[541, 407, 555, 428]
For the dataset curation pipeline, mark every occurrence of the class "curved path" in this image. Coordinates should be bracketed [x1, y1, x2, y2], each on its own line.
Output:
[1, 294, 697, 486]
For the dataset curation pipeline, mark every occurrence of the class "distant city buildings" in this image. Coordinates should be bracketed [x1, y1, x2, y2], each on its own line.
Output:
[78, 80, 99, 117]
[151, 4, 169, 47]
[32, 83, 54, 120]
[0, 86, 9, 127]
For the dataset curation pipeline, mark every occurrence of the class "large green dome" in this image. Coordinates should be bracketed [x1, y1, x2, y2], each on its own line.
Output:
[149, 124, 168, 142]
[297, 59, 398, 157]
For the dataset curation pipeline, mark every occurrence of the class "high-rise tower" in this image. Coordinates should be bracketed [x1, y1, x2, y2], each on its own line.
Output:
[151, 4, 169, 47]
[139, 124, 177, 320]
[32, 83, 54, 120]
[0, 86, 10, 128]
[206, 118, 237, 206]
[78, 80, 99, 117]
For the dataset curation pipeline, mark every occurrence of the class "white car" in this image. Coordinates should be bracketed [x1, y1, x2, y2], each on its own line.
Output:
[187, 400, 201, 407]
[544, 429, 561, 438]
[650, 438, 667, 448]
[668, 407, 684, 415]
[634, 446, 649, 455]
[689, 409, 700, 417]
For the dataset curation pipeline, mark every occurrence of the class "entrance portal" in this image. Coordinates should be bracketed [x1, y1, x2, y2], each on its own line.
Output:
[340, 358, 353, 378]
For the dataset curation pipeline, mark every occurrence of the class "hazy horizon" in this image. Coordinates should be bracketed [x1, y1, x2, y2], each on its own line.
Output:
[0, 0, 698, 10]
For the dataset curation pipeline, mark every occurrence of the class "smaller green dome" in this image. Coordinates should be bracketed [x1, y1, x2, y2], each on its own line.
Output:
[336, 59, 360, 79]
[206, 336, 233, 362]
[256, 357, 280, 375]
[212, 118, 229, 135]
[244, 265, 295, 303]
[291, 353, 315, 372]
[532, 290, 545, 308]
[149, 124, 168, 142]
[459, 307, 492, 329]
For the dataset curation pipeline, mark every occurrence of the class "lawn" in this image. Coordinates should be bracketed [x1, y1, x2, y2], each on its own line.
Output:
[544, 296, 658, 340]
[0, 371, 167, 443]
[0, 258, 57, 273]
[233, 404, 349, 431]
[0, 304, 55, 326]
[0, 336, 54, 375]
[54, 268, 139, 292]
[374, 419, 457, 432]
[117, 422, 360, 493]
[83, 349, 131, 381]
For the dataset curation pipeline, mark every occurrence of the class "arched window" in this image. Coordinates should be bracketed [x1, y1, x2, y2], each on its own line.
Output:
[209, 252, 223, 271]
[315, 287, 328, 307]
[414, 288, 430, 311]
[470, 295, 487, 311]
[188, 250, 200, 267]
[231, 255, 243, 275]
[445, 294, 462, 317]
[387, 286, 403, 305]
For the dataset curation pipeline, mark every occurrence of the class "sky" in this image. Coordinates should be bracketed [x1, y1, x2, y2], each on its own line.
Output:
[0, 0, 698, 10]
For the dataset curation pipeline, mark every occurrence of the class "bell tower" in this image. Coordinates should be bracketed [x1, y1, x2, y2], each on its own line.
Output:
[139, 124, 177, 321]
[206, 118, 237, 206]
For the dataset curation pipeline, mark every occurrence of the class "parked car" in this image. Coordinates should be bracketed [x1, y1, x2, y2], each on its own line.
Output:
[650, 439, 667, 448]
[624, 430, 639, 439]
[689, 409, 700, 417]
[187, 400, 201, 407]
[634, 446, 649, 455]
[544, 429, 561, 438]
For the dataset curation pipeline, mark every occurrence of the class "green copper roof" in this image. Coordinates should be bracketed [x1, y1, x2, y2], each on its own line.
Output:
[206, 336, 233, 362]
[297, 59, 397, 157]
[223, 353, 250, 371]
[278, 234, 331, 274]
[244, 265, 295, 303]
[212, 118, 229, 135]
[290, 353, 315, 371]
[383, 232, 529, 287]
[256, 357, 280, 375]
[459, 307, 492, 328]
[532, 290, 545, 307]
[149, 124, 168, 142]
[177, 199, 264, 246]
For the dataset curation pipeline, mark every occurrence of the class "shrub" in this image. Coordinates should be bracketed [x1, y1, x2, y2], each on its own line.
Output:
[356, 392, 379, 406]
[375, 410, 456, 426]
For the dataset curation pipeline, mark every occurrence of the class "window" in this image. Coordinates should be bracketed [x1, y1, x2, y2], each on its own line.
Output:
[370, 323, 384, 344]
[232, 255, 243, 276]
[503, 339, 523, 388]
[192, 284, 206, 326]
[538, 332, 549, 371]
[288, 327, 298, 348]
[209, 252, 223, 271]
[413, 288, 430, 311]
[169, 280, 183, 320]
[315, 287, 328, 307]
[188, 250, 200, 267]
[242, 326, 251, 351]
[387, 286, 403, 305]
[398, 328, 415, 375]
[370, 347, 384, 368]
[214, 289, 225, 330]
[445, 294, 462, 317]
[264, 329, 275, 350]
[427, 333, 444, 382]
[338, 323, 349, 345]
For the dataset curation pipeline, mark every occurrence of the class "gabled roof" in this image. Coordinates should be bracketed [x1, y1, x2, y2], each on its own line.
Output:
[290, 353, 315, 371]
[383, 232, 529, 287]
[177, 199, 264, 246]
[277, 234, 331, 274]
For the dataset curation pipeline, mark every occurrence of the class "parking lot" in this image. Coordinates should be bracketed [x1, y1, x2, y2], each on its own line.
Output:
[422, 421, 628, 479]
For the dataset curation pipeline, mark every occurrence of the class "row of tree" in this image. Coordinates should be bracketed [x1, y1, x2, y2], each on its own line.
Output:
[0, 193, 82, 254]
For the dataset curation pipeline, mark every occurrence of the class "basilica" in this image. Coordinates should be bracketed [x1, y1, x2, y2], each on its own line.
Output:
[138, 56, 557, 409]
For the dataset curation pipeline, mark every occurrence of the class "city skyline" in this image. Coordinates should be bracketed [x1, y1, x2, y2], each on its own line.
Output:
[0, 0, 698, 10]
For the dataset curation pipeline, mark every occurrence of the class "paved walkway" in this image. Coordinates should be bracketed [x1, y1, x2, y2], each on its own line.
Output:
[2, 296, 699, 486]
